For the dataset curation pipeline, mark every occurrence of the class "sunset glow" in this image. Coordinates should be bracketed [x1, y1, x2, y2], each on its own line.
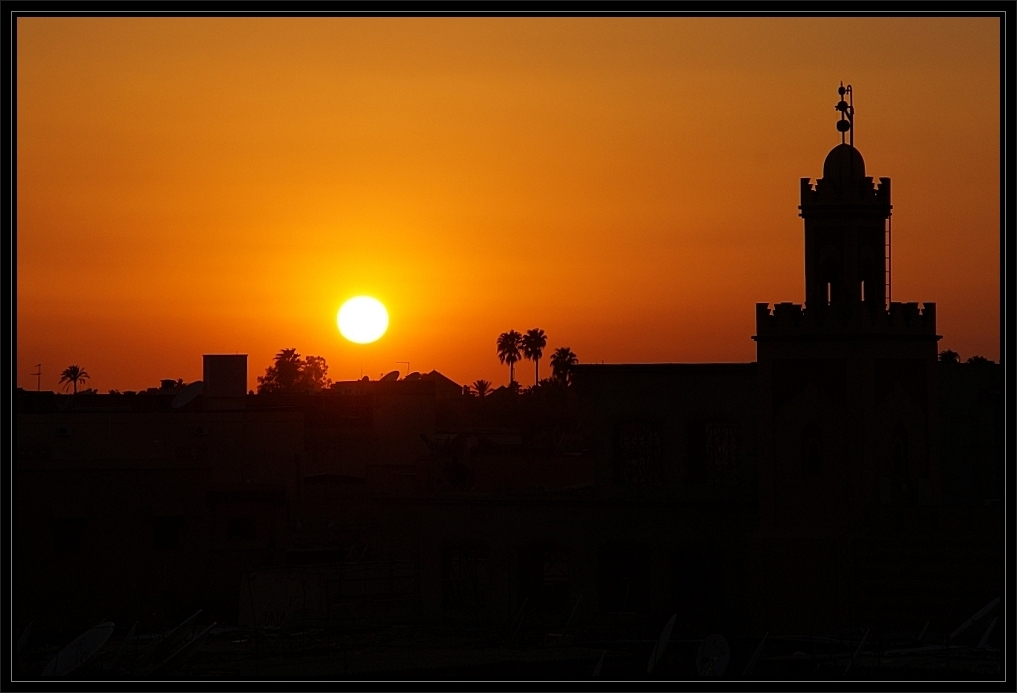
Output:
[16, 18, 1000, 392]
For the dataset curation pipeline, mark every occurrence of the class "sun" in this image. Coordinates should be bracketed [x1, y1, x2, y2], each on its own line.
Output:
[337, 296, 389, 344]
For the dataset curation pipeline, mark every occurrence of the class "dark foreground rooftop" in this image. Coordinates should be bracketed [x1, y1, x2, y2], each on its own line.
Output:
[17, 619, 1001, 682]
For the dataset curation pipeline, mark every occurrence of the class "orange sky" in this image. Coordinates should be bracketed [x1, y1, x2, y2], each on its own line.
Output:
[17, 17, 1000, 392]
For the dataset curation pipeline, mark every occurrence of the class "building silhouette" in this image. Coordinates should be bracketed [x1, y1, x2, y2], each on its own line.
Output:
[14, 89, 1000, 677]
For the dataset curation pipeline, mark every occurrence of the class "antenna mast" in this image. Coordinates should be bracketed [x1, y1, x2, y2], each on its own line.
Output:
[836, 83, 854, 147]
[31, 363, 42, 391]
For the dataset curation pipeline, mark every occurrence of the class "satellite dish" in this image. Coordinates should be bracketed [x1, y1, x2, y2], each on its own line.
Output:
[380, 370, 400, 382]
[42, 622, 115, 677]
[696, 634, 730, 677]
[647, 613, 677, 673]
[172, 381, 203, 409]
[404, 372, 421, 381]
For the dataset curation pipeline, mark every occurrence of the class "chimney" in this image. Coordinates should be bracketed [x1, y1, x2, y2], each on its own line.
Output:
[202, 354, 247, 408]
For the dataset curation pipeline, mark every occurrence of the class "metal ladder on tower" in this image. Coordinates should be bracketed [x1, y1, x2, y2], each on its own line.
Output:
[885, 213, 892, 310]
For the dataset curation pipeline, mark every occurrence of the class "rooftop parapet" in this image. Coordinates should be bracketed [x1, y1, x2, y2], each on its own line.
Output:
[755, 301, 938, 340]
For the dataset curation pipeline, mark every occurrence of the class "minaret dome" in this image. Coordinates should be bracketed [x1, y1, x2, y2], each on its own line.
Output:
[823, 143, 866, 181]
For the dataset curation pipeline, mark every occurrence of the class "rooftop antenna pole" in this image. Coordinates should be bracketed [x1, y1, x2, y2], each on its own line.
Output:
[31, 364, 42, 391]
[396, 361, 409, 376]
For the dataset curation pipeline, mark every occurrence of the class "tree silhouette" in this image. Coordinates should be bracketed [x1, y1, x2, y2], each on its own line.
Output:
[257, 349, 332, 393]
[938, 350, 960, 363]
[550, 347, 579, 386]
[258, 349, 302, 393]
[497, 331, 523, 386]
[966, 355, 993, 365]
[521, 328, 547, 385]
[300, 355, 332, 390]
[471, 379, 493, 399]
[58, 365, 90, 394]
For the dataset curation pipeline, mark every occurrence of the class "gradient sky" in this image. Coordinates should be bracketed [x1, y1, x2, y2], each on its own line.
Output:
[17, 17, 1000, 392]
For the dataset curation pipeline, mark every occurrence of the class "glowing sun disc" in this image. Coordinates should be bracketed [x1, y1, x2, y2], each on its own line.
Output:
[338, 297, 389, 344]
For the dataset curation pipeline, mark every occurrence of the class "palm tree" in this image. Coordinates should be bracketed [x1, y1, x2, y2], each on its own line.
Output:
[257, 348, 307, 393]
[938, 349, 960, 363]
[549, 347, 578, 386]
[59, 365, 90, 394]
[520, 328, 547, 385]
[496, 330, 523, 385]
[471, 379, 493, 399]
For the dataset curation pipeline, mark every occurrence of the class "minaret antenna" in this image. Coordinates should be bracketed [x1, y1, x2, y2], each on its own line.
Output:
[836, 83, 854, 147]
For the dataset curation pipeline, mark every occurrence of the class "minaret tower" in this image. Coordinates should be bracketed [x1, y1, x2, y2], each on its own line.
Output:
[754, 84, 941, 538]
[800, 83, 892, 313]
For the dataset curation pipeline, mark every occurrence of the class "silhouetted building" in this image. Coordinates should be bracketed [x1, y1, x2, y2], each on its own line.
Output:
[15, 91, 1000, 656]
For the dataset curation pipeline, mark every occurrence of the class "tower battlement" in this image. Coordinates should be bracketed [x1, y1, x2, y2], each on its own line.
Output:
[754, 301, 938, 340]
[800, 176, 891, 215]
